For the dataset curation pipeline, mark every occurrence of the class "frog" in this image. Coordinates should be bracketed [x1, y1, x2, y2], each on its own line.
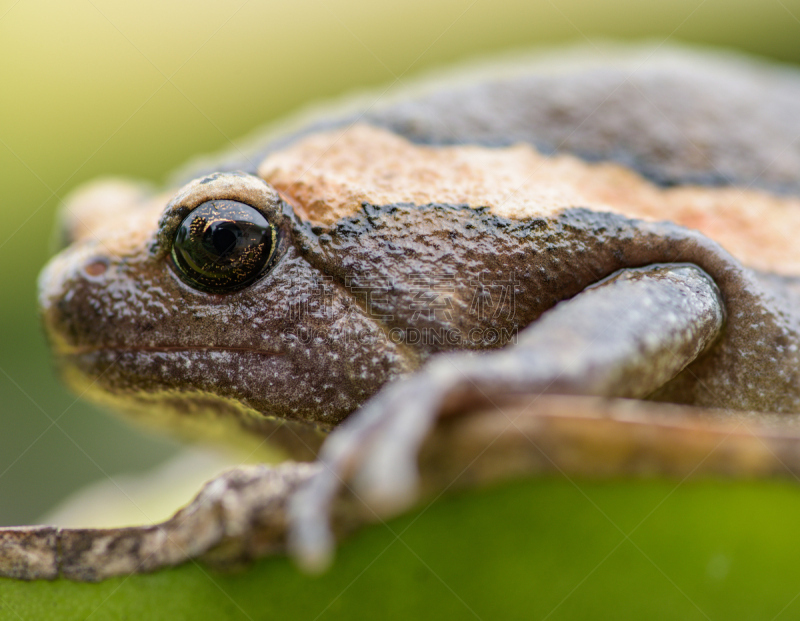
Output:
[3, 43, 800, 582]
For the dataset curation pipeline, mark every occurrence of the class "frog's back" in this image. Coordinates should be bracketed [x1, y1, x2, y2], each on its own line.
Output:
[363, 47, 800, 195]
[180, 44, 800, 277]
[188, 45, 800, 195]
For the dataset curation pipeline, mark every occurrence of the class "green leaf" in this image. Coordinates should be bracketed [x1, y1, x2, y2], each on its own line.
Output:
[2, 477, 800, 620]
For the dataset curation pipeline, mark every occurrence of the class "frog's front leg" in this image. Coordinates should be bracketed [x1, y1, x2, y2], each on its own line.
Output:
[289, 264, 725, 569]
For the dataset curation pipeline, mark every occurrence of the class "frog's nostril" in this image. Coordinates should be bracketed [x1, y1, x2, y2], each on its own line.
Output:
[83, 258, 109, 277]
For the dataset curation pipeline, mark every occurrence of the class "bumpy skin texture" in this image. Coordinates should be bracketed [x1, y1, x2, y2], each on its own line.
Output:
[297, 203, 800, 412]
[12, 45, 800, 580]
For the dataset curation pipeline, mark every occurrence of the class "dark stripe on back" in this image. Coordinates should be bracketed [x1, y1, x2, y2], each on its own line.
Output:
[177, 49, 800, 197]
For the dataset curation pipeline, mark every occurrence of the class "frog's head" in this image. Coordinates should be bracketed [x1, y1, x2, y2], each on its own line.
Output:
[38, 170, 414, 453]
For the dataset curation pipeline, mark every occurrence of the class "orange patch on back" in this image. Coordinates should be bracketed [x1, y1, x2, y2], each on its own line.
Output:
[258, 124, 800, 275]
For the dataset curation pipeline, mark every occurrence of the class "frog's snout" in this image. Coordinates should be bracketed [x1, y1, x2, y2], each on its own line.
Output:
[38, 244, 113, 354]
[40, 177, 175, 354]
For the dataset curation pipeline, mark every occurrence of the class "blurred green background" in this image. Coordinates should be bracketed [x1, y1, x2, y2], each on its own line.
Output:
[1, 0, 799, 527]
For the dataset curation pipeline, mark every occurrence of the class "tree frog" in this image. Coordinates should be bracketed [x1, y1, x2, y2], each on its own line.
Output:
[3, 45, 800, 581]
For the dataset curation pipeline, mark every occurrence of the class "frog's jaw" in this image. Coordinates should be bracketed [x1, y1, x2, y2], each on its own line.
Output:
[55, 344, 362, 430]
[57, 360, 328, 461]
[40, 274, 410, 440]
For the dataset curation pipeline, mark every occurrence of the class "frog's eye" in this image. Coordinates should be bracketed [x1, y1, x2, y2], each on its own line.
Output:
[170, 200, 278, 293]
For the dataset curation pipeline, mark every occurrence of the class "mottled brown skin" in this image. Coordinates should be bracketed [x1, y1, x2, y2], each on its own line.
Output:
[8, 45, 800, 580]
[295, 202, 800, 411]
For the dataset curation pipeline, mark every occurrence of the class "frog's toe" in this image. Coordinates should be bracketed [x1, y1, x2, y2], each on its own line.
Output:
[352, 437, 419, 515]
[288, 375, 447, 571]
[350, 385, 443, 512]
[286, 411, 389, 572]
[287, 469, 339, 573]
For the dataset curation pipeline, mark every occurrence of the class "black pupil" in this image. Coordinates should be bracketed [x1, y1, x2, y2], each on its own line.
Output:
[211, 224, 239, 256]
[171, 199, 276, 293]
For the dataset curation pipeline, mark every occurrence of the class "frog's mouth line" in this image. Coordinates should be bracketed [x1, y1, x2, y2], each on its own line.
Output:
[58, 346, 355, 430]
[56, 353, 329, 460]
[64, 345, 286, 357]
[59, 346, 293, 411]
